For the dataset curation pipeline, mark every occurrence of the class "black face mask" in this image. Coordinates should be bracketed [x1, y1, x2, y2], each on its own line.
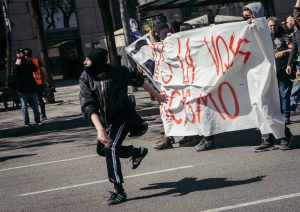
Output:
[243, 16, 252, 21]
[84, 48, 108, 78]
[84, 65, 104, 78]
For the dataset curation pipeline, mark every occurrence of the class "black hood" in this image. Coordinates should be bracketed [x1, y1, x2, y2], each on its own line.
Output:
[85, 48, 108, 77]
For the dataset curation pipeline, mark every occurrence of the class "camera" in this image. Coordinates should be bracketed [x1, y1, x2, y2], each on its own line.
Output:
[16, 48, 24, 59]
[24, 49, 32, 58]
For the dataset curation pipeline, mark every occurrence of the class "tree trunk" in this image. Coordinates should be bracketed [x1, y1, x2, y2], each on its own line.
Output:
[31, 0, 53, 84]
[1, 0, 13, 86]
[97, 0, 120, 65]
[119, 0, 131, 46]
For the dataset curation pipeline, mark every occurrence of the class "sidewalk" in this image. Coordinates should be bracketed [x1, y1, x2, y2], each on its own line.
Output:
[0, 80, 160, 139]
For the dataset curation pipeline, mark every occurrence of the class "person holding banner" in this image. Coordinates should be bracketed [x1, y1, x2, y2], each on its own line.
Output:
[243, 2, 294, 151]
[150, 21, 206, 150]
[79, 48, 165, 205]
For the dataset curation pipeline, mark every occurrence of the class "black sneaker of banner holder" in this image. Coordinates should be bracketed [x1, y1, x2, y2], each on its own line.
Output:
[153, 136, 174, 150]
[194, 137, 216, 152]
[280, 131, 294, 151]
[284, 117, 291, 125]
[131, 147, 148, 169]
[254, 140, 276, 152]
[105, 191, 127, 205]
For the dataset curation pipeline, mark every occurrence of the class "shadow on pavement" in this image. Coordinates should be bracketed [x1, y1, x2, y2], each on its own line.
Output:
[291, 135, 300, 149]
[127, 176, 266, 201]
[54, 79, 79, 87]
[0, 117, 90, 139]
[214, 130, 300, 149]
[0, 139, 77, 151]
[215, 129, 262, 148]
[0, 107, 159, 139]
[0, 153, 36, 162]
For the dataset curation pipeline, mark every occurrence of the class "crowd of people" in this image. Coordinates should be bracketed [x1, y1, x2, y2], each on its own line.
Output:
[150, 2, 299, 153]
[78, 1, 300, 206]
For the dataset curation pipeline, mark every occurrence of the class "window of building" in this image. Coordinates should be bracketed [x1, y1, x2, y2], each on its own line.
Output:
[40, 0, 78, 30]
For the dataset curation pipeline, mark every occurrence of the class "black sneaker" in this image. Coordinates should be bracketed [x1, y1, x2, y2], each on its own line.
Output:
[284, 117, 291, 125]
[154, 137, 165, 144]
[280, 132, 293, 151]
[153, 137, 174, 150]
[131, 148, 148, 169]
[155, 136, 175, 144]
[179, 135, 203, 147]
[195, 138, 216, 152]
[254, 140, 275, 152]
[41, 115, 47, 121]
[105, 191, 127, 205]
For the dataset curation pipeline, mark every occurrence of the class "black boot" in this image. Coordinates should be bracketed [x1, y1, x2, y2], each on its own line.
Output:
[195, 136, 215, 152]
[254, 134, 275, 152]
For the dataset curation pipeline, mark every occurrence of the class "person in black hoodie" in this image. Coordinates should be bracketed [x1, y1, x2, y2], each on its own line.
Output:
[286, 0, 300, 113]
[14, 48, 41, 126]
[79, 48, 165, 205]
[267, 17, 292, 124]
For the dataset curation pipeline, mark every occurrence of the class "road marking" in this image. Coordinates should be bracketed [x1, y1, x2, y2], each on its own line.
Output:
[0, 155, 97, 172]
[0, 124, 162, 173]
[201, 192, 300, 212]
[18, 165, 193, 196]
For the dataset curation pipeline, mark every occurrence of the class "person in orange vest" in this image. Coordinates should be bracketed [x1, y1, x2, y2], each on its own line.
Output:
[24, 48, 49, 120]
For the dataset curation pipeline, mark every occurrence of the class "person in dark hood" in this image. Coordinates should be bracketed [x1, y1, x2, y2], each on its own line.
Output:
[158, 20, 181, 41]
[80, 48, 165, 205]
[83, 48, 108, 78]
[150, 23, 168, 42]
[241, 3, 294, 151]
[168, 20, 180, 33]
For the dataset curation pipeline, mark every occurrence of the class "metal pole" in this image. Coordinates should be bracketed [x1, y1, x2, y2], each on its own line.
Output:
[2, 0, 14, 85]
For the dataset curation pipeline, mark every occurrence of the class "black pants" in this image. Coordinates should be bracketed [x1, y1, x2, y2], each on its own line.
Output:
[37, 85, 46, 117]
[97, 122, 140, 184]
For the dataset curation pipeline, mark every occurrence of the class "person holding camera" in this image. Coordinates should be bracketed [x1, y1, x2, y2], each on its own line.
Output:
[14, 48, 41, 126]
[24, 48, 48, 120]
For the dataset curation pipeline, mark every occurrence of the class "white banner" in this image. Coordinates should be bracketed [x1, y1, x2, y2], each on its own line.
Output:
[126, 18, 285, 138]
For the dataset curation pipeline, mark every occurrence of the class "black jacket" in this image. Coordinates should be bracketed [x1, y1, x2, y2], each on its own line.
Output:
[288, 7, 300, 67]
[14, 60, 38, 93]
[79, 64, 145, 128]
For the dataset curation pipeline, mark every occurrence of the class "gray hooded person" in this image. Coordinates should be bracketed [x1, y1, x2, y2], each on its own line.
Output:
[243, 2, 265, 22]
[241, 3, 294, 151]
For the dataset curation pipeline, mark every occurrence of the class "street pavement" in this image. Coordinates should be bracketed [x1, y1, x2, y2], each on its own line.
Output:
[0, 80, 299, 212]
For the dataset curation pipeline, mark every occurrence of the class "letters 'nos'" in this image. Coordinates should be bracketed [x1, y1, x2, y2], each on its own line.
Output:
[151, 34, 251, 85]
[204, 34, 251, 76]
